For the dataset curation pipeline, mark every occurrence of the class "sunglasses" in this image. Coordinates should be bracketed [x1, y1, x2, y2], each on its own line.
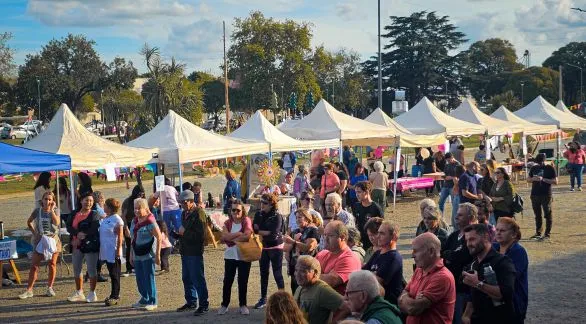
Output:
[231, 208, 242, 213]
[260, 201, 269, 205]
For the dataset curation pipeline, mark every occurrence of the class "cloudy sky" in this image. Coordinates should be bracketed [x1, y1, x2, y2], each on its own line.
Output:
[2, 0, 586, 75]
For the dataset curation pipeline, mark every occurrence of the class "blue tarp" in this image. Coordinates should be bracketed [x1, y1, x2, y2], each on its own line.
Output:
[0, 142, 71, 174]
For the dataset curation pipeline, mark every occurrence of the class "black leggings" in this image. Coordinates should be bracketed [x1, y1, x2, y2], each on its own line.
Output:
[222, 259, 252, 307]
[160, 247, 171, 271]
[259, 249, 284, 299]
[106, 259, 121, 299]
[124, 237, 133, 273]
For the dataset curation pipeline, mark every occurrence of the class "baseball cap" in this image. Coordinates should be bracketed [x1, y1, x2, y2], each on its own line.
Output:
[179, 190, 195, 201]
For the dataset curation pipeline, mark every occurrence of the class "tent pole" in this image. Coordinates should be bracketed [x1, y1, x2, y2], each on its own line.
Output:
[339, 141, 343, 163]
[69, 171, 75, 209]
[485, 132, 491, 161]
[393, 145, 400, 213]
[556, 131, 561, 176]
[522, 133, 529, 189]
[178, 162, 183, 192]
[55, 171, 60, 223]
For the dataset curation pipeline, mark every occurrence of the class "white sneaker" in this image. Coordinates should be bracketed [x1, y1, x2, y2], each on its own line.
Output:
[67, 290, 85, 302]
[144, 304, 158, 311]
[86, 291, 98, 303]
[46, 287, 56, 297]
[217, 306, 229, 315]
[18, 290, 33, 299]
[239, 306, 249, 315]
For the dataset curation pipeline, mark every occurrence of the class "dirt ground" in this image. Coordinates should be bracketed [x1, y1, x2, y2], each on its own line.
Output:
[1, 153, 585, 323]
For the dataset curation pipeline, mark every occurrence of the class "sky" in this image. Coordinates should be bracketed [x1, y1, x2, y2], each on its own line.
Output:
[2, 0, 586, 76]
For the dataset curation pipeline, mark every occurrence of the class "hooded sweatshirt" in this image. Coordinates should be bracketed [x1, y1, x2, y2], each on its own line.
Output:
[360, 296, 403, 324]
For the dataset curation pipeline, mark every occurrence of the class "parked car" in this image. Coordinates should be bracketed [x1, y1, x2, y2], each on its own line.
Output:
[1, 125, 12, 139]
[18, 120, 43, 132]
[2, 126, 34, 139]
[85, 121, 106, 133]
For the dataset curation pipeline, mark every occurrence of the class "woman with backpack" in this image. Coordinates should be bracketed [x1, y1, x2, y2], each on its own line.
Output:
[488, 167, 516, 221]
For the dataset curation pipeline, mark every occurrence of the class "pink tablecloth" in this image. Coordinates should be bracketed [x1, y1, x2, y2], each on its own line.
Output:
[388, 177, 434, 192]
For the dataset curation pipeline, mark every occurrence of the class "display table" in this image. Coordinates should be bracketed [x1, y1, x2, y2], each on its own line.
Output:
[0, 237, 21, 288]
[423, 172, 444, 181]
[389, 177, 434, 192]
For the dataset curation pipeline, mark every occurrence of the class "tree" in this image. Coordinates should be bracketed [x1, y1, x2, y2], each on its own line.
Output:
[461, 38, 524, 102]
[488, 90, 522, 113]
[304, 91, 314, 112]
[15, 34, 106, 118]
[503, 67, 560, 106]
[543, 42, 586, 104]
[79, 94, 95, 113]
[288, 92, 298, 116]
[228, 11, 320, 111]
[0, 32, 15, 78]
[365, 11, 467, 106]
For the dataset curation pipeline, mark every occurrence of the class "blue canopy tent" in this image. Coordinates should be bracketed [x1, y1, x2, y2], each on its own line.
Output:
[0, 142, 71, 174]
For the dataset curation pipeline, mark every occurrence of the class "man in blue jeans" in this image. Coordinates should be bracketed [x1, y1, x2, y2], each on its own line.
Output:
[438, 153, 460, 222]
[175, 190, 210, 316]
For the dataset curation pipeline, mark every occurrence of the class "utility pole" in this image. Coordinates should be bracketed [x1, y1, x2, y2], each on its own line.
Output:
[521, 82, 525, 104]
[568, 63, 584, 103]
[223, 20, 230, 133]
[559, 65, 563, 102]
[377, 0, 382, 110]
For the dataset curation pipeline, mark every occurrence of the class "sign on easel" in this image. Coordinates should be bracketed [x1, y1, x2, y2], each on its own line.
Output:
[0, 240, 17, 261]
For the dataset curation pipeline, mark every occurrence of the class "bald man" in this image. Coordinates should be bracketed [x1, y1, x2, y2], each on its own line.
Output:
[399, 233, 456, 324]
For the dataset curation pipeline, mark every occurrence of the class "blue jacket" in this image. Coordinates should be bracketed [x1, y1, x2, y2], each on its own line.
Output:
[493, 242, 528, 320]
[223, 179, 241, 210]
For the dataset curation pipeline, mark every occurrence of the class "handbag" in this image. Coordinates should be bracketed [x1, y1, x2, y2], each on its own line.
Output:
[132, 237, 154, 256]
[236, 234, 263, 262]
[511, 193, 524, 214]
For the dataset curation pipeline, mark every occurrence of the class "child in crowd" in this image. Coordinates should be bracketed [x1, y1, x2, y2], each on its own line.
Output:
[157, 220, 172, 273]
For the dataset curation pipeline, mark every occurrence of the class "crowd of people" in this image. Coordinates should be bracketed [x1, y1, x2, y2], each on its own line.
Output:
[12, 143, 570, 323]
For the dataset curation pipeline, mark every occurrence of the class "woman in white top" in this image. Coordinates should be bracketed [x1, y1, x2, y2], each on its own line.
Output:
[33, 172, 52, 209]
[99, 198, 124, 306]
[369, 161, 388, 209]
[19, 191, 61, 299]
[218, 200, 253, 315]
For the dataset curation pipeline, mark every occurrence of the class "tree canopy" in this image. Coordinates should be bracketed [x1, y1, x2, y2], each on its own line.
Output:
[543, 42, 586, 104]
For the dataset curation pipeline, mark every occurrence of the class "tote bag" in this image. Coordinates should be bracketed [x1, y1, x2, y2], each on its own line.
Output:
[236, 234, 263, 262]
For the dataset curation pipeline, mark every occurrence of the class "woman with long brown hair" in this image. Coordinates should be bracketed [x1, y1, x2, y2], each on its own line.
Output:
[18, 191, 61, 299]
[265, 291, 307, 324]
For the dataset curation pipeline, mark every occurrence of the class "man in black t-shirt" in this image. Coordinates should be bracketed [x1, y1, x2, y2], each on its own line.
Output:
[462, 224, 516, 324]
[528, 153, 558, 241]
[441, 202, 478, 324]
[353, 181, 384, 250]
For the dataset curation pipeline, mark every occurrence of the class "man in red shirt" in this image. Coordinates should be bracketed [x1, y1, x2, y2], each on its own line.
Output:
[399, 232, 456, 324]
[315, 220, 362, 295]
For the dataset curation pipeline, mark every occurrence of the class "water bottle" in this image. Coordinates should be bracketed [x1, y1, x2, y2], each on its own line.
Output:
[483, 265, 503, 306]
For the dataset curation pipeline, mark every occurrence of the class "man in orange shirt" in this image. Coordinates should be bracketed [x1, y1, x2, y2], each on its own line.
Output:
[399, 232, 456, 324]
[320, 163, 340, 213]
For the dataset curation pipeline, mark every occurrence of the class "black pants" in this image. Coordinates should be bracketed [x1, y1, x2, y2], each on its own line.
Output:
[493, 209, 513, 223]
[222, 259, 252, 307]
[531, 195, 553, 236]
[160, 247, 171, 271]
[106, 259, 121, 299]
[124, 237, 133, 273]
[259, 249, 284, 299]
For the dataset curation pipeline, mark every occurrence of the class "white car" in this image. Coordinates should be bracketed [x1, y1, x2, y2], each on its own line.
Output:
[19, 120, 43, 131]
[6, 126, 34, 139]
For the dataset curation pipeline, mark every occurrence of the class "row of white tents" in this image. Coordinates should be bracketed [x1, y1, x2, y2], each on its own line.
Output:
[21, 95, 586, 173]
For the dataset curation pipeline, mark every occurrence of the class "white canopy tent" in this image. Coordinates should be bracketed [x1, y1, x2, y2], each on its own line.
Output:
[555, 100, 572, 114]
[394, 97, 486, 136]
[229, 110, 339, 152]
[23, 103, 157, 170]
[515, 96, 586, 129]
[491, 105, 557, 135]
[450, 98, 521, 135]
[126, 110, 269, 164]
[364, 107, 447, 147]
[278, 99, 399, 146]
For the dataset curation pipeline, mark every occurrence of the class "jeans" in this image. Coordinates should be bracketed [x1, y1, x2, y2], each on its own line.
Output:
[453, 292, 468, 324]
[106, 259, 121, 299]
[259, 249, 284, 299]
[222, 259, 252, 307]
[451, 195, 461, 231]
[569, 163, 584, 188]
[181, 255, 209, 307]
[438, 187, 454, 214]
[531, 195, 553, 236]
[134, 258, 157, 305]
[163, 209, 182, 245]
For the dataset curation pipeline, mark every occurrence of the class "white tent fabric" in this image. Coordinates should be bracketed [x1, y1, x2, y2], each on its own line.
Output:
[515, 96, 586, 129]
[23, 104, 157, 170]
[450, 98, 519, 135]
[229, 111, 339, 152]
[394, 97, 486, 136]
[555, 100, 572, 114]
[126, 110, 269, 164]
[491, 105, 557, 135]
[364, 108, 447, 147]
[278, 99, 399, 146]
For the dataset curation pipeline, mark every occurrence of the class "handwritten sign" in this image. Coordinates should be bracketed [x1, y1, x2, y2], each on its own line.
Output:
[0, 240, 18, 261]
[155, 175, 165, 192]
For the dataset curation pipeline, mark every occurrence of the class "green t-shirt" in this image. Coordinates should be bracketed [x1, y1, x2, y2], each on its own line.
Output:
[294, 280, 344, 324]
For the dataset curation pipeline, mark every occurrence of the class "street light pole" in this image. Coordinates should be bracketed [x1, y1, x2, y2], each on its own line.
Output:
[444, 80, 448, 112]
[377, 0, 382, 110]
[520, 82, 525, 104]
[36, 79, 40, 120]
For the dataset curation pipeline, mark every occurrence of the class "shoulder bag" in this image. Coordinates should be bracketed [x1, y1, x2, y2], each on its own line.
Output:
[236, 233, 263, 262]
